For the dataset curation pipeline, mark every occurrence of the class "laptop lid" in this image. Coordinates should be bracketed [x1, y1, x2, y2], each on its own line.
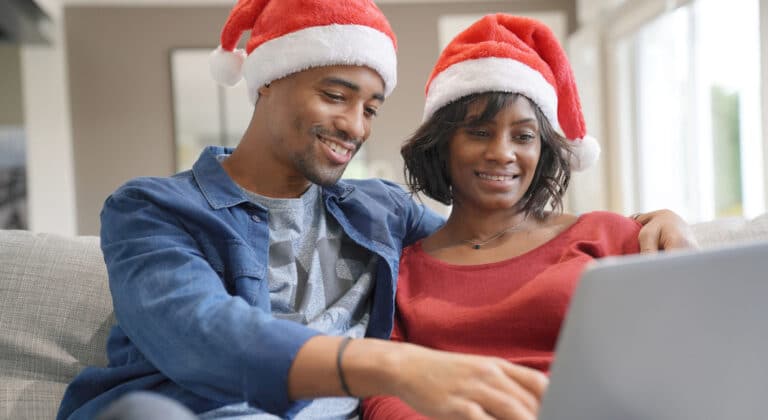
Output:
[539, 240, 768, 420]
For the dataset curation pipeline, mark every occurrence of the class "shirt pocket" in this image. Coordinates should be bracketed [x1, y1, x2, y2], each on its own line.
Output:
[224, 240, 270, 308]
[198, 238, 269, 307]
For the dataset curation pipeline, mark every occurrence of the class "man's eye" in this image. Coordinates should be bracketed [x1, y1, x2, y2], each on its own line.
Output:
[364, 107, 378, 118]
[323, 92, 344, 101]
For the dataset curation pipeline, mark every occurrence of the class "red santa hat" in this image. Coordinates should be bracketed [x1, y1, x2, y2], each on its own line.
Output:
[423, 14, 600, 171]
[210, 0, 398, 104]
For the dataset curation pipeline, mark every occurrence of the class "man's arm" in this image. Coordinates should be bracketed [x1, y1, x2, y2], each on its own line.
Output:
[378, 179, 445, 247]
[101, 186, 321, 415]
[632, 209, 698, 252]
[288, 336, 547, 420]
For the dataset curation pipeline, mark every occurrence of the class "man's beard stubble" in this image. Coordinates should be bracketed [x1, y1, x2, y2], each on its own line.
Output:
[295, 125, 362, 186]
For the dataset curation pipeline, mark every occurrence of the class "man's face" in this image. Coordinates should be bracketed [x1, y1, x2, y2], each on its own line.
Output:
[258, 65, 385, 186]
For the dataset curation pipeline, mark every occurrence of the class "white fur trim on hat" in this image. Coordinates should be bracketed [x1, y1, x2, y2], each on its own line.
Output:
[423, 57, 559, 132]
[209, 47, 247, 87]
[568, 135, 600, 171]
[242, 24, 397, 104]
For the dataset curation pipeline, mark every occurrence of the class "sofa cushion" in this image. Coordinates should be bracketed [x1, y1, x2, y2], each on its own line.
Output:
[0, 230, 113, 420]
[692, 213, 768, 248]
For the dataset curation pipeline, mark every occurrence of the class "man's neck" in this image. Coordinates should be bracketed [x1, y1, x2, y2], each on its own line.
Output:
[221, 151, 312, 199]
[221, 117, 314, 200]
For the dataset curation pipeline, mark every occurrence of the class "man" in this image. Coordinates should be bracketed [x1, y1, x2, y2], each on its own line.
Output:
[57, 1, 694, 419]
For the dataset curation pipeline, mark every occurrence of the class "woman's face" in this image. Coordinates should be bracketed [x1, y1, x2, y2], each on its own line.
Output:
[448, 95, 542, 212]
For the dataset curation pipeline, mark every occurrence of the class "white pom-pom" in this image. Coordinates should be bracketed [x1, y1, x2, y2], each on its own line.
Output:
[209, 46, 246, 87]
[569, 135, 601, 171]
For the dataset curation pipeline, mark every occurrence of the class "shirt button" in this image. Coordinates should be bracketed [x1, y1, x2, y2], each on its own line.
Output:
[251, 214, 261, 222]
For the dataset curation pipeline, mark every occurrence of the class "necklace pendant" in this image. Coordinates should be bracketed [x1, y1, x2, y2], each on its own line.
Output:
[473, 244, 481, 250]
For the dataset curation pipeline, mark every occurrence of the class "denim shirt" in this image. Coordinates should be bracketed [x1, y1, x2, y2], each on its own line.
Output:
[57, 146, 444, 420]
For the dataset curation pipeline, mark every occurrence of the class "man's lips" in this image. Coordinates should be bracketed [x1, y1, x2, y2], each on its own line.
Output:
[317, 135, 355, 156]
[316, 134, 358, 165]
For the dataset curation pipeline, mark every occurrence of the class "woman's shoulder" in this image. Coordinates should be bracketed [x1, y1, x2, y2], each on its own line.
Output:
[543, 211, 640, 243]
[574, 211, 642, 246]
[401, 241, 421, 257]
[576, 211, 640, 229]
[546, 212, 580, 227]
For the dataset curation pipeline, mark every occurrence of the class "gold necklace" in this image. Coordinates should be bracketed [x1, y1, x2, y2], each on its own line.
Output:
[461, 215, 528, 250]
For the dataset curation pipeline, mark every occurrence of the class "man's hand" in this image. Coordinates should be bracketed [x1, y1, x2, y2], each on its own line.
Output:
[290, 337, 547, 420]
[369, 342, 548, 420]
[632, 209, 698, 253]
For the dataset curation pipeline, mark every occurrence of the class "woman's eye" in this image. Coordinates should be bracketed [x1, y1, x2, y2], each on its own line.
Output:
[516, 133, 536, 142]
[466, 128, 489, 137]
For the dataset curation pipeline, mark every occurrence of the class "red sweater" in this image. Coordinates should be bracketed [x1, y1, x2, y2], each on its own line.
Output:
[362, 211, 641, 419]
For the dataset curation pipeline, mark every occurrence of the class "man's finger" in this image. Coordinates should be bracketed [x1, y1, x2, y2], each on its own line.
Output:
[445, 399, 496, 420]
[485, 368, 540, 414]
[661, 231, 699, 250]
[499, 362, 549, 400]
[638, 228, 661, 253]
[630, 212, 650, 224]
[469, 385, 537, 420]
[630, 211, 660, 253]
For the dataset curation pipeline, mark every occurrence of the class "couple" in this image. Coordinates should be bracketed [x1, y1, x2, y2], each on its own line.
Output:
[58, 1, 694, 420]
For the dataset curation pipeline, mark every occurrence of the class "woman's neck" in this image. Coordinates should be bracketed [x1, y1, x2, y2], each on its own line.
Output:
[422, 206, 576, 265]
[442, 206, 530, 245]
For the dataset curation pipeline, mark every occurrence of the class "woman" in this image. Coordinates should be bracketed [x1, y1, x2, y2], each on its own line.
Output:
[363, 14, 643, 419]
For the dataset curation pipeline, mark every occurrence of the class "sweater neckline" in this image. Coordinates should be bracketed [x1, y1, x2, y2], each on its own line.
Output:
[408, 213, 589, 270]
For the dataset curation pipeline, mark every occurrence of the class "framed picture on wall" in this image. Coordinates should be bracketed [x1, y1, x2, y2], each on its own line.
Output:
[170, 48, 254, 172]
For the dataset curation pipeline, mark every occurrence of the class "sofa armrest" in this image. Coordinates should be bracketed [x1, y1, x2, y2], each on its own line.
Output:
[0, 229, 113, 419]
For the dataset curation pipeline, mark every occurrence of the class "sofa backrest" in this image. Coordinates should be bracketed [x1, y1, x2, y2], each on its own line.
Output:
[691, 212, 768, 248]
[0, 230, 113, 420]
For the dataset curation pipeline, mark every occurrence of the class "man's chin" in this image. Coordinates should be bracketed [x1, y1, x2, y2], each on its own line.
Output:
[306, 168, 346, 187]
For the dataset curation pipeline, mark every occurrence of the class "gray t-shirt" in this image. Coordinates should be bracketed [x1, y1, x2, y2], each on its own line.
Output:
[247, 184, 375, 338]
[201, 172, 377, 419]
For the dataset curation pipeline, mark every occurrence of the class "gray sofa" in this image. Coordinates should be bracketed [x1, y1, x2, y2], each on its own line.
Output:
[2, 213, 768, 419]
[1, 232, 111, 420]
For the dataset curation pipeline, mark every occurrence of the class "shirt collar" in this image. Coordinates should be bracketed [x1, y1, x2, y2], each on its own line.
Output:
[192, 146, 251, 210]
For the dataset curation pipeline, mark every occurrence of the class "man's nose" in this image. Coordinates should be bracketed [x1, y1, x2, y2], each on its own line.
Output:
[335, 107, 367, 142]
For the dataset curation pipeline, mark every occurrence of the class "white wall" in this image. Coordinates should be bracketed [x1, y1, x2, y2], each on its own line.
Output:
[22, 0, 574, 235]
[566, 24, 608, 213]
[21, 0, 78, 235]
[762, 0, 768, 210]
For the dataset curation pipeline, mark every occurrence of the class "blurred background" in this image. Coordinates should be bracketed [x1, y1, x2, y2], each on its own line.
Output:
[1, 0, 766, 235]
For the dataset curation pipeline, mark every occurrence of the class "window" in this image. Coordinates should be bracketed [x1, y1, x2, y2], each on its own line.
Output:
[611, 0, 764, 222]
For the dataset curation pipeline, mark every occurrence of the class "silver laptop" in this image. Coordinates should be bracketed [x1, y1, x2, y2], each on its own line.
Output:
[539, 240, 768, 420]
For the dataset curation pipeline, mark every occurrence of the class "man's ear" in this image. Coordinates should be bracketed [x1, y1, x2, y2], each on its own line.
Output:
[258, 83, 272, 98]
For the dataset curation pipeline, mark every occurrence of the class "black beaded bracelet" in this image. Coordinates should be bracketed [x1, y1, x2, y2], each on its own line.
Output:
[336, 337, 354, 397]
